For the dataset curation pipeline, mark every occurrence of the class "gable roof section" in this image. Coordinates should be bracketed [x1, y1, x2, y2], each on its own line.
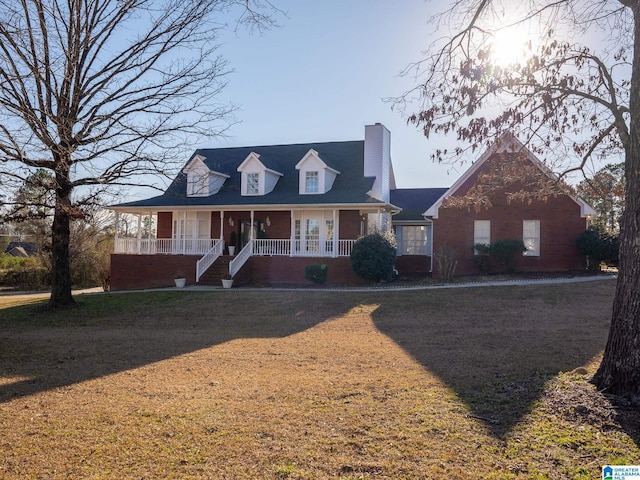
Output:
[113, 141, 384, 209]
[391, 188, 448, 222]
[424, 133, 596, 218]
[295, 149, 340, 174]
[237, 152, 284, 177]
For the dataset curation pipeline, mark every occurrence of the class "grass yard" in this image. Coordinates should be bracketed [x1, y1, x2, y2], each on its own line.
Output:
[0, 279, 638, 479]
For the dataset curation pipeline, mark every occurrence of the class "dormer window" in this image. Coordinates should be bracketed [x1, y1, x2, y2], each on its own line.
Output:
[247, 173, 260, 195]
[188, 173, 208, 196]
[305, 171, 319, 193]
[296, 149, 340, 195]
[184, 154, 229, 197]
[237, 152, 283, 196]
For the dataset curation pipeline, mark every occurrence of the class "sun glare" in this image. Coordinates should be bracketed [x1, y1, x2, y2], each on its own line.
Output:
[489, 26, 534, 68]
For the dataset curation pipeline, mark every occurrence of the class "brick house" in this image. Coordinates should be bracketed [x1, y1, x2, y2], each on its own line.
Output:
[424, 133, 595, 276]
[109, 126, 594, 289]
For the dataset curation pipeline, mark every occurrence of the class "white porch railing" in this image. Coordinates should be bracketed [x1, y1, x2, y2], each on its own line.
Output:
[196, 239, 224, 282]
[229, 240, 253, 278]
[114, 238, 218, 255]
[251, 239, 357, 257]
[337, 240, 356, 257]
[115, 238, 358, 257]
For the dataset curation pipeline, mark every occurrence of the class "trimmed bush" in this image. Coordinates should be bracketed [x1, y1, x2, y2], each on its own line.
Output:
[305, 264, 328, 284]
[350, 230, 397, 282]
[491, 239, 526, 273]
[472, 243, 491, 274]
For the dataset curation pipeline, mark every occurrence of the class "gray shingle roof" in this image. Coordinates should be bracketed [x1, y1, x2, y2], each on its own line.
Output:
[390, 188, 449, 221]
[114, 141, 384, 209]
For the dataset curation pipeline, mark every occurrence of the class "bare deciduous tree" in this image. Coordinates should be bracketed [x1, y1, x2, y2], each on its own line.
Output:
[399, 0, 640, 402]
[0, 0, 278, 307]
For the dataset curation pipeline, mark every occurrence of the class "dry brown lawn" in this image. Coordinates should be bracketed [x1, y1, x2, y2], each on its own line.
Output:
[0, 279, 638, 479]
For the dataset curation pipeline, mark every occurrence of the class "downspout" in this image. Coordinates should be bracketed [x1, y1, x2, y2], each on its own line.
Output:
[429, 220, 434, 274]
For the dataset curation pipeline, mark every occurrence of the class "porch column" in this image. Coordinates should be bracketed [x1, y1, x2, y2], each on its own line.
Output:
[114, 212, 120, 253]
[136, 214, 142, 254]
[219, 211, 224, 240]
[147, 211, 152, 254]
[182, 211, 187, 255]
[290, 210, 295, 257]
[250, 211, 255, 240]
[332, 209, 337, 258]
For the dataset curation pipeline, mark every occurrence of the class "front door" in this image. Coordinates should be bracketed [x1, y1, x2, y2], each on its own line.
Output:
[239, 220, 263, 250]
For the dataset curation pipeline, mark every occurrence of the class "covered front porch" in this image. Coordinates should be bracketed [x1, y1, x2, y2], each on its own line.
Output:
[111, 206, 394, 288]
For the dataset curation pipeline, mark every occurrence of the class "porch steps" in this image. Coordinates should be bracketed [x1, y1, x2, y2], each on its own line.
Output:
[197, 255, 232, 285]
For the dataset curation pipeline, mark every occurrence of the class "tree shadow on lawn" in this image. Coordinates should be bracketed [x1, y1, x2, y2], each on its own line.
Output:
[1, 281, 633, 444]
[0, 290, 358, 404]
[370, 282, 615, 438]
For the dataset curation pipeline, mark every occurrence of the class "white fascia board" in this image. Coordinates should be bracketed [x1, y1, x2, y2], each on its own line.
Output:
[393, 219, 432, 225]
[424, 132, 595, 218]
[295, 149, 341, 175]
[578, 199, 597, 217]
[264, 167, 284, 177]
[113, 202, 399, 214]
[237, 152, 283, 177]
[295, 149, 319, 169]
[426, 134, 516, 218]
[211, 171, 230, 179]
[183, 154, 208, 173]
[237, 152, 262, 171]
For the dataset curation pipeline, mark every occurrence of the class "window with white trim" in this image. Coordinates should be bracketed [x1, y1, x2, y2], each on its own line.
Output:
[398, 226, 428, 255]
[187, 173, 208, 196]
[305, 171, 319, 193]
[247, 173, 259, 195]
[523, 220, 540, 256]
[473, 220, 491, 254]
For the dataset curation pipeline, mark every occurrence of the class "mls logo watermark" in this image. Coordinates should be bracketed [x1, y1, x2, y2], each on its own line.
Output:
[603, 465, 640, 480]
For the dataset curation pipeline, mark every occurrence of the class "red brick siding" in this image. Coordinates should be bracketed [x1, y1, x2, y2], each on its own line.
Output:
[431, 152, 589, 276]
[262, 211, 291, 239]
[211, 212, 221, 239]
[433, 195, 587, 276]
[157, 212, 172, 238]
[110, 254, 370, 290]
[244, 256, 367, 286]
[339, 210, 362, 238]
[110, 254, 199, 290]
[395, 255, 431, 275]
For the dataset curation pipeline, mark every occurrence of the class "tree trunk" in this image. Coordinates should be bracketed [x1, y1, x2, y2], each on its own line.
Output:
[592, 1, 640, 403]
[48, 168, 75, 308]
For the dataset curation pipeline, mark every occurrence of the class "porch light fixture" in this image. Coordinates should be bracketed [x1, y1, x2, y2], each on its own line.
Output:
[228, 217, 234, 226]
[265, 216, 271, 227]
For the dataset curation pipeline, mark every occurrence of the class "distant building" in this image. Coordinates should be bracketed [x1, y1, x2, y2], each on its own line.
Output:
[4, 242, 35, 257]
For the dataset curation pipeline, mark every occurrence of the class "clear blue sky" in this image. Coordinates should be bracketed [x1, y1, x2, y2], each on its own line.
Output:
[206, 0, 458, 190]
